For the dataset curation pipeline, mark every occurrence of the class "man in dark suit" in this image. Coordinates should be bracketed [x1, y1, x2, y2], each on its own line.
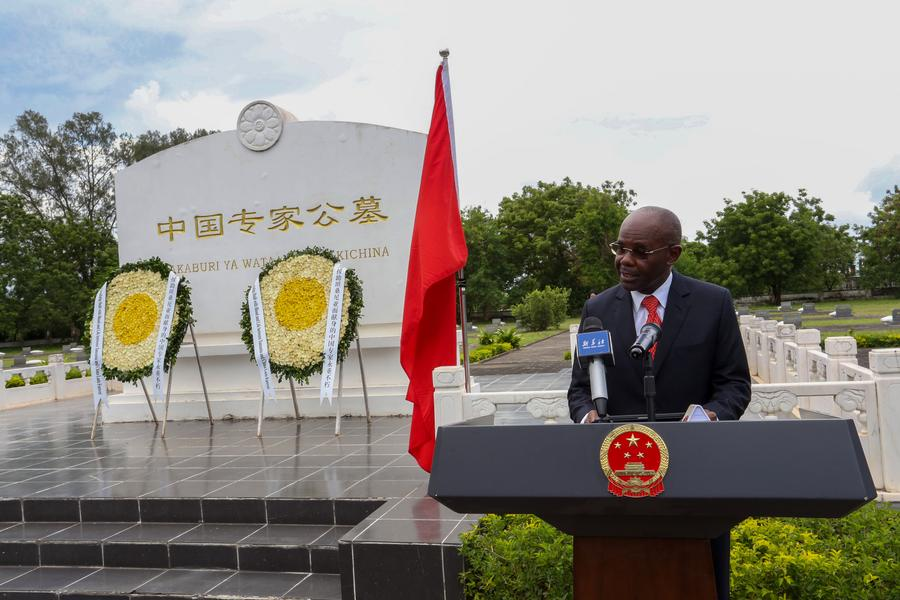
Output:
[567, 206, 750, 599]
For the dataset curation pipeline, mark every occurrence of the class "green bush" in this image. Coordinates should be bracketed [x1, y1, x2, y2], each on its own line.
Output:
[512, 286, 570, 331]
[468, 342, 513, 363]
[477, 328, 495, 346]
[460, 504, 899, 599]
[65, 367, 83, 380]
[494, 326, 522, 349]
[853, 332, 900, 348]
[460, 514, 573, 600]
[563, 350, 571, 361]
[4, 374, 25, 388]
[29, 371, 48, 385]
[84, 367, 91, 376]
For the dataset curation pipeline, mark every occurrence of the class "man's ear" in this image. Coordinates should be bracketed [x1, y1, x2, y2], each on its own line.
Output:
[668, 245, 683, 265]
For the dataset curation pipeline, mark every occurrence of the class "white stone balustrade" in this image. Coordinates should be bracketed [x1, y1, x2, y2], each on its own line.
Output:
[0, 358, 100, 410]
[440, 316, 900, 498]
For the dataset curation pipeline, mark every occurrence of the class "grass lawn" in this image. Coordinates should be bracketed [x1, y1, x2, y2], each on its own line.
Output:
[0, 344, 82, 368]
[749, 296, 899, 332]
[465, 317, 580, 351]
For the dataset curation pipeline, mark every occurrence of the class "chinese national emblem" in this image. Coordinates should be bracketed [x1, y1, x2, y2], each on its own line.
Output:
[600, 424, 669, 498]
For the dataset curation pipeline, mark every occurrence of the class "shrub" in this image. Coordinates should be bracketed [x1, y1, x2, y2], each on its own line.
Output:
[460, 514, 573, 599]
[477, 328, 495, 346]
[563, 350, 571, 361]
[65, 367, 83, 380]
[853, 332, 900, 349]
[512, 286, 571, 331]
[468, 342, 513, 363]
[4, 374, 25, 389]
[494, 326, 522, 349]
[29, 371, 48, 385]
[84, 367, 91, 376]
[459, 504, 899, 599]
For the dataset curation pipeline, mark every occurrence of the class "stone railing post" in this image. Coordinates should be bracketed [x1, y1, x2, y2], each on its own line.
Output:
[739, 315, 755, 370]
[48, 354, 65, 401]
[569, 324, 579, 366]
[793, 329, 821, 384]
[432, 366, 467, 432]
[756, 320, 778, 382]
[870, 349, 900, 494]
[744, 317, 763, 376]
[770, 323, 796, 383]
[824, 336, 858, 382]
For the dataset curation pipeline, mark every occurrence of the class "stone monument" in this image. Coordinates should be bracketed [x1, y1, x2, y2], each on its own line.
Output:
[105, 102, 426, 421]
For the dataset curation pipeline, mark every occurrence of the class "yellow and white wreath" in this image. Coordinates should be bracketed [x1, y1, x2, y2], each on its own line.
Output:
[240, 247, 363, 383]
[85, 258, 194, 383]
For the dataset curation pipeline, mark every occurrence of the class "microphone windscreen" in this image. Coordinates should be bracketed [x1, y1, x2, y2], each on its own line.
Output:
[582, 316, 605, 333]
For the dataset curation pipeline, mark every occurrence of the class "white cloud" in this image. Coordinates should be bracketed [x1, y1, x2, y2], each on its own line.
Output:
[98, 0, 900, 235]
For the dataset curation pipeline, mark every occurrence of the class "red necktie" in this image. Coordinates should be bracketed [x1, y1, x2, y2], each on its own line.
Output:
[641, 295, 662, 357]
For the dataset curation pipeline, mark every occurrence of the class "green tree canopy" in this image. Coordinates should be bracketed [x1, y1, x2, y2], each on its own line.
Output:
[692, 189, 855, 303]
[461, 207, 511, 320]
[858, 186, 899, 289]
[495, 178, 634, 311]
[0, 110, 213, 340]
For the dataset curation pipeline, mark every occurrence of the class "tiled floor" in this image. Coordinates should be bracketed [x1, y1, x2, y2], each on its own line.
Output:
[0, 399, 427, 500]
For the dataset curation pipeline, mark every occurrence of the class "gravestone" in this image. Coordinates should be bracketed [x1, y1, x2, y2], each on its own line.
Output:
[892, 308, 900, 324]
[835, 305, 853, 318]
[736, 306, 750, 316]
[802, 303, 817, 314]
[109, 102, 428, 422]
[755, 311, 770, 319]
[779, 301, 792, 311]
[781, 313, 802, 328]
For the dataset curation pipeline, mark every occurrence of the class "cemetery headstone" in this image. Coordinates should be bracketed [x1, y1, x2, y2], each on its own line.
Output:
[737, 306, 750, 315]
[835, 305, 853, 318]
[892, 308, 900, 324]
[779, 301, 792, 311]
[781, 313, 802, 328]
[802, 303, 817, 314]
[755, 311, 770, 319]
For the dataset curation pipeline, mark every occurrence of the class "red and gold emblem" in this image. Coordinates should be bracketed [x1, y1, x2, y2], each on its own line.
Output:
[600, 424, 669, 498]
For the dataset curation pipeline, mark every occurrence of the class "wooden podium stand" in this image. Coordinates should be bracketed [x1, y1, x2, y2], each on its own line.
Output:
[428, 419, 875, 599]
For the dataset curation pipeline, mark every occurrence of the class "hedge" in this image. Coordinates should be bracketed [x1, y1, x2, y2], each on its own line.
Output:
[459, 503, 899, 599]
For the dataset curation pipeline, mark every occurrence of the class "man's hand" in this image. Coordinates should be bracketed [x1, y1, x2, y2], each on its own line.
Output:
[583, 409, 600, 424]
[704, 409, 718, 421]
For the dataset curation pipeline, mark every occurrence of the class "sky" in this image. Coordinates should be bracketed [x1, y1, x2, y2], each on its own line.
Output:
[1, 0, 899, 237]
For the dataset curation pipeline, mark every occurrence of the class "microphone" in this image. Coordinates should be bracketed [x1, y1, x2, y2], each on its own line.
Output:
[577, 317, 615, 419]
[629, 323, 661, 359]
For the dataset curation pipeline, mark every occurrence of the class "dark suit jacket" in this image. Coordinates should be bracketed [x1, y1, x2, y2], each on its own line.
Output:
[568, 271, 751, 423]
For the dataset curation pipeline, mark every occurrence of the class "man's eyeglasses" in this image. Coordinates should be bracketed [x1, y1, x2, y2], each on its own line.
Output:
[608, 242, 674, 260]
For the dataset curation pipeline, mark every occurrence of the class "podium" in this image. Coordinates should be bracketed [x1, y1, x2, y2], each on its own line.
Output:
[428, 419, 876, 599]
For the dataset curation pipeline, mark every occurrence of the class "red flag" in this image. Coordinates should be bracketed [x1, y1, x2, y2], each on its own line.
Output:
[401, 56, 468, 472]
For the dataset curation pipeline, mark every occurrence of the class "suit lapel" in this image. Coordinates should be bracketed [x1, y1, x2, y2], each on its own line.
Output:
[652, 272, 691, 373]
[612, 286, 637, 367]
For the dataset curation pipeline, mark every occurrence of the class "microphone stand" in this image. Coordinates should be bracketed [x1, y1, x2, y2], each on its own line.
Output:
[643, 352, 656, 422]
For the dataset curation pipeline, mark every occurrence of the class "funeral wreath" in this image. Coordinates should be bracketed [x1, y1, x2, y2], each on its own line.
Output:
[240, 247, 363, 384]
[85, 258, 194, 383]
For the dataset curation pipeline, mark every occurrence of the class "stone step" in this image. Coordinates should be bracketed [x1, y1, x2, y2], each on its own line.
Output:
[1, 498, 384, 526]
[0, 522, 351, 573]
[0, 565, 340, 599]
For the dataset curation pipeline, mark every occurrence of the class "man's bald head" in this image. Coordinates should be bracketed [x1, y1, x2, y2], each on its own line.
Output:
[622, 207, 682, 245]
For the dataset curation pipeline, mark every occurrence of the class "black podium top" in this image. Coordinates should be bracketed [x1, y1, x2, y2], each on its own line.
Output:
[428, 420, 876, 538]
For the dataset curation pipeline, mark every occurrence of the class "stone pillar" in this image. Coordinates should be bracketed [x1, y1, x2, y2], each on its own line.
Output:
[432, 366, 467, 432]
[739, 315, 755, 369]
[48, 354, 65, 401]
[756, 320, 778, 382]
[744, 317, 763, 376]
[870, 349, 900, 493]
[794, 329, 821, 385]
[824, 336, 858, 382]
[771, 323, 796, 383]
[569, 324, 579, 366]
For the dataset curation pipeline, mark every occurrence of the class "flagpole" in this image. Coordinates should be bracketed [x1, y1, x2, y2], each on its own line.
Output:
[440, 48, 472, 394]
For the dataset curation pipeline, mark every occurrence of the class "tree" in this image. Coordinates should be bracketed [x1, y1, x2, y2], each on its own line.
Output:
[120, 127, 218, 166]
[858, 186, 900, 289]
[461, 207, 510, 320]
[0, 110, 213, 340]
[696, 189, 852, 304]
[497, 178, 634, 311]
